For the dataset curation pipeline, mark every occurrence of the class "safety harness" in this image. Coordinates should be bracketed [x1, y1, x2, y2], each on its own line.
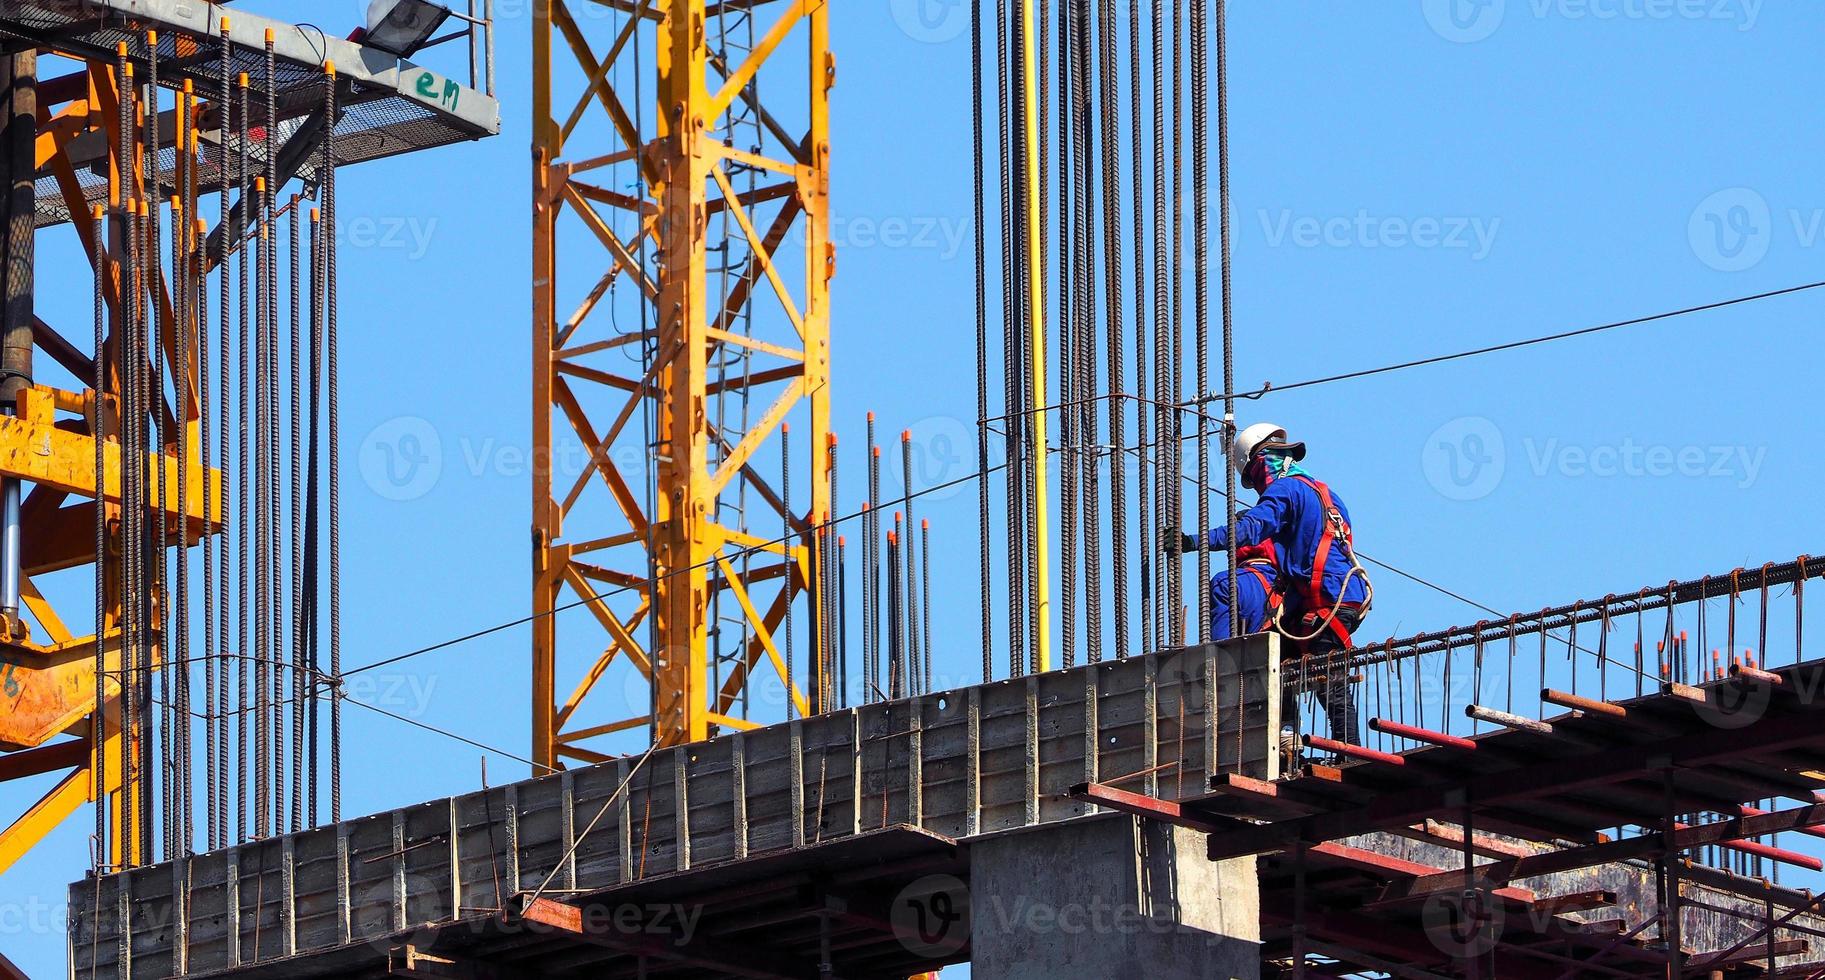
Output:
[1275, 475, 1372, 648]
[1233, 540, 1282, 634]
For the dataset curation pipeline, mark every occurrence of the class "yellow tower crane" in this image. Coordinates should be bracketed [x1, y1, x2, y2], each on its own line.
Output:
[532, 0, 836, 760]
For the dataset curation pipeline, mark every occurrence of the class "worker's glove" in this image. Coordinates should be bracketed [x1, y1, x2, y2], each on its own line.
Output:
[1160, 528, 1201, 554]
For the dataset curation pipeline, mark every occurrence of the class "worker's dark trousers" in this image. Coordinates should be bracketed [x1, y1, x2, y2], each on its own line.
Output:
[1284, 607, 1362, 747]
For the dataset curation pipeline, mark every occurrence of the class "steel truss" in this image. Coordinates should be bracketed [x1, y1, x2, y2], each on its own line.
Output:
[532, 0, 834, 760]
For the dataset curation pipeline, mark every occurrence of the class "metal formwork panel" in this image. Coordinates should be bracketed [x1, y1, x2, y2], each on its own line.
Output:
[68, 636, 1280, 977]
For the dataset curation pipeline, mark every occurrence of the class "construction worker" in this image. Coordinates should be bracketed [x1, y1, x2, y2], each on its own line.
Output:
[1208, 537, 1285, 642]
[1164, 423, 1372, 747]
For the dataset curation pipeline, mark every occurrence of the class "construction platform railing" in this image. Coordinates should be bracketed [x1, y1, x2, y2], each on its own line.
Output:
[1283, 552, 1821, 759]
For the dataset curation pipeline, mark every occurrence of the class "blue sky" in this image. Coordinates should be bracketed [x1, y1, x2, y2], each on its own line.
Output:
[7, 1, 1825, 974]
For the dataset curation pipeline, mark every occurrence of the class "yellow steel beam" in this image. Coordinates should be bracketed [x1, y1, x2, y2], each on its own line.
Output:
[0, 404, 219, 524]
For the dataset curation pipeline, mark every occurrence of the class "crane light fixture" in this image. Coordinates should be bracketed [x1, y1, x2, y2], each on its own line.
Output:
[363, 0, 452, 57]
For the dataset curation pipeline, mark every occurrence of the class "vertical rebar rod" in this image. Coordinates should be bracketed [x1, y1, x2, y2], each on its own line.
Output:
[826, 434, 839, 711]
[1194, 0, 1215, 643]
[1128, 0, 1150, 659]
[868, 430, 881, 696]
[253, 176, 268, 840]
[972, 0, 992, 684]
[289, 196, 303, 834]
[306, 204, 324, 828]
[887, 527, 902, 699]
[1100, 0, 1126, 664]
[1149, 0, 1168, 654]
[1167, 0, 1185, 648]
[859, 501, 872, 704]
[114, 49, 134, 864]
[1019, 0, 1051, 674]
[782, 425, 793, 719]
[198, 206, 217, 851]
[325, 62, 342, 823]
[145, 36, 171, 858]
[1074, 0, 1101, 668]
[264, 27, 282, 835]
[998, 0, 1025, 681]
[214, 20, 232, 850]
[92, 201, 108, 865]
[234, 69, 250, 842]
[177, 81, 197, 856]
[899, 432, 919, 691]
[1056, 0, 1077, 674]
[838, 535, 850, 707]
[920, 520, 934, 692]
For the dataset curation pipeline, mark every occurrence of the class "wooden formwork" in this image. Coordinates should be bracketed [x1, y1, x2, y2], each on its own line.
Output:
[67, 636, 1281, 979]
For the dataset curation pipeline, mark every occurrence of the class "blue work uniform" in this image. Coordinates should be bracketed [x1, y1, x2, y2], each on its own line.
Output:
[1209, 546, 1284, 642]
[1203, 475, 1369, 608]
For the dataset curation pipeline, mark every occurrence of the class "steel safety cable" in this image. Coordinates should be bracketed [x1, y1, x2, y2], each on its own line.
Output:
[1192, 279, 1825, 405]
[972, 0, 992, 684]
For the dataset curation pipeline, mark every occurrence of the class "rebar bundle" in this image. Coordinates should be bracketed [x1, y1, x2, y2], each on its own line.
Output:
[88, 26, 346, 866]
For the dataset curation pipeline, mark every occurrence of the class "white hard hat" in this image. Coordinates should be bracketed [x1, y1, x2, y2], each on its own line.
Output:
[1230, 422, 1306, 479]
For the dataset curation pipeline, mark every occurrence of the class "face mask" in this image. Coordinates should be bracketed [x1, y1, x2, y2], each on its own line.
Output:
[1244, 455, 1270, 492]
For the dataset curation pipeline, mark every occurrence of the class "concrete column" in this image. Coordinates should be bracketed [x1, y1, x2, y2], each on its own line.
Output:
[969, 814, 1260, 980]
